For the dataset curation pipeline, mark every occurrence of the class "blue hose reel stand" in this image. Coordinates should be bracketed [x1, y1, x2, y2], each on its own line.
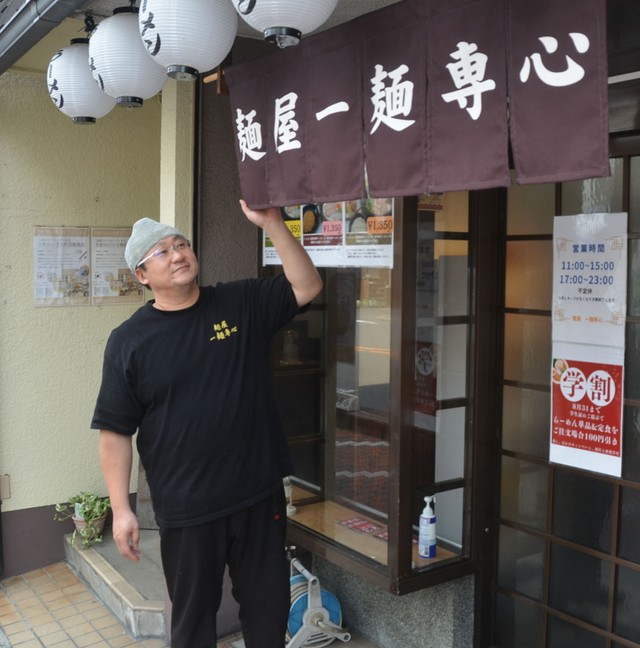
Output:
[286, 557, 351, 648]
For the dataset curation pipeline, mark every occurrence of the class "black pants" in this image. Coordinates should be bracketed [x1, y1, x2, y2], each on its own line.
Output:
[160, 490, 290, 648]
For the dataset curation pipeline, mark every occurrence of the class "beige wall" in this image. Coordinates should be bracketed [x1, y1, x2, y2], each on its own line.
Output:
[0, 60, 184, 513]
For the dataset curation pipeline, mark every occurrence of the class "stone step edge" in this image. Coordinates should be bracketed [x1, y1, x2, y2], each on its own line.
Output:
[63, 534, 165, 637]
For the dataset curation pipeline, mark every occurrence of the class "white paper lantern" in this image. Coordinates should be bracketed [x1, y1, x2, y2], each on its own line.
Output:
[47, 39, 116, 124]
[138, 0, 238, 81]
[89, 7, 168, 107]
[231, 0, 339, 47]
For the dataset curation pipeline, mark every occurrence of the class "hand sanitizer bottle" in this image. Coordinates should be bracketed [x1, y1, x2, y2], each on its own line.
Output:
[418, 495, 436, 558]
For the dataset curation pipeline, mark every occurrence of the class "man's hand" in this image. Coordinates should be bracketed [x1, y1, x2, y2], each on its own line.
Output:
[239, 199, 282, 230]
[112, 509, 141, 562]
[238, 198, 322, 306]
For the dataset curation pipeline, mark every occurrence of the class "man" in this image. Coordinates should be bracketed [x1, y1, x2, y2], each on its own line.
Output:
[92, 200, 323, 647]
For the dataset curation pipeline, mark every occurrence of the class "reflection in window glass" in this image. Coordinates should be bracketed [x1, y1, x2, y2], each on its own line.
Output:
[622, 406, 640, 484]
[615, 565, 640, 643]
[497, 526, 545, 600]
[507, 182, 555, 236]
[494, 592, 544, 648]
[435, 488, 464, 550]
[618, 487, 640, 564]
[412, 198, 470, 570]
[287, 193, 472, 573]
[334, 268, 391, 514]
[561, 158, 623, 215]
[503, 314, 552, 385]
[500, 456, 548, 531]
[547, 616, 607, 648]
[435, 408, 465, 482]
[505, 241, 552, 311]
[551, 471, 613, 553]
[434, 241, 469, 316]
[287, 265, 392, 568]
[502, 386, 549, 458]
[624, 323, 640, 401]
[629, 157, 640, 232]
[436, 325, 467, 399]
[549, 544, 610, 629]
[418, 192, 469, 232]
[628, 240, 640, 318]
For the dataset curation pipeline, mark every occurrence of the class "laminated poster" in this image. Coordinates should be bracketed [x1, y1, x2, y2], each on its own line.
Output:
[550, 213, 627, 477]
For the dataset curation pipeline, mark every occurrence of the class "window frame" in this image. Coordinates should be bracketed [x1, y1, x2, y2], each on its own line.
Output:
[283, 193, 501, 595]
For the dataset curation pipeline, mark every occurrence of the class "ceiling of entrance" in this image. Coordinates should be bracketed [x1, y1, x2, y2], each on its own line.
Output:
[76, 0, 401, 36]
[1, 0, 402, 75]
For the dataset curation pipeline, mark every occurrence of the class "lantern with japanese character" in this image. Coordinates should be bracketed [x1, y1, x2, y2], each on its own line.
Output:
[47, 38, 116, 124]
[88, 6, 167, 107]
[138, 0, 238, 80]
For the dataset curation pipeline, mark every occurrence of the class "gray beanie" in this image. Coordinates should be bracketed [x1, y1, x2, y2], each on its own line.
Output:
[125, 217, 185, 273]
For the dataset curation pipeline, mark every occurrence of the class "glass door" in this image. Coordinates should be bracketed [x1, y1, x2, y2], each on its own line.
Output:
[491, 136, 640, 647]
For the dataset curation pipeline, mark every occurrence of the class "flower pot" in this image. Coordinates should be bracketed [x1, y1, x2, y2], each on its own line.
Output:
[71, 514, 107, 548]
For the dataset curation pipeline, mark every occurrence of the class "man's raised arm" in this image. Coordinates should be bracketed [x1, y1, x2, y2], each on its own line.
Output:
[239, 199, 323, 307]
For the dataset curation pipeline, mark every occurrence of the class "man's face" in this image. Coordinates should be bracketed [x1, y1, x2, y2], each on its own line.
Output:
[134, 235, 199, 290]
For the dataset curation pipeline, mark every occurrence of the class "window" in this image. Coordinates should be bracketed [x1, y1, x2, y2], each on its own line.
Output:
[275, 193, 483, 592]
[493, 141, 640, 647]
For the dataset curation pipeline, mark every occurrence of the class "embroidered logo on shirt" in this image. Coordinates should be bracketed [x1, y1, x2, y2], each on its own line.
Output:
[210, 320, 238, 342]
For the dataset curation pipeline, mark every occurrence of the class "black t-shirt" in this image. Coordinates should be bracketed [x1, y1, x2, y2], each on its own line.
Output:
[91, 275, 299, 527]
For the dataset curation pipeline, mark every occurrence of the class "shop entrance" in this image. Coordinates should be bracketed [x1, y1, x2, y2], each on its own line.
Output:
[487, 133, 640, 647]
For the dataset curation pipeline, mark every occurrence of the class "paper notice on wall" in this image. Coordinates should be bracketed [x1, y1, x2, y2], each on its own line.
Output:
[263, 199, 394, 268]
[552, 212, 627, 347]
[33, 227, 90, 307]
[550, 213, 627, 477]
[550, 342, 623, 477]
[91, 228, 144, 305]
[34, 226, 144, 307]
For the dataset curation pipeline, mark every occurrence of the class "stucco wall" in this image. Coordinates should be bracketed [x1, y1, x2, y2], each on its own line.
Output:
[0, 69, 161, 513]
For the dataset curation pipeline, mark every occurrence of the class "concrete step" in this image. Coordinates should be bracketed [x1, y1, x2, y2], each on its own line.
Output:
[63, 530, 167, 640]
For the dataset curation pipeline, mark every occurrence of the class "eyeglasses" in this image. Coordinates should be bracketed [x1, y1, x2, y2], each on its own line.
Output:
[136, 239, 191, 269]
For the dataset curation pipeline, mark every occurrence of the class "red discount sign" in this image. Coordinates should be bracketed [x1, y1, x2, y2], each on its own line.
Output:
[551, 358, 623, 458]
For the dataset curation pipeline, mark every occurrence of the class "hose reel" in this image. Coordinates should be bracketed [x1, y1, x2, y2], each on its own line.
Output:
[286, 555, 351, 648]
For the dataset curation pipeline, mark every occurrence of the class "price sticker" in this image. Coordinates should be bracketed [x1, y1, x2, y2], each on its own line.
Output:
[285, 219, 302, 239]
[367, 215, 393, 235]
[322, 220, 343, 236]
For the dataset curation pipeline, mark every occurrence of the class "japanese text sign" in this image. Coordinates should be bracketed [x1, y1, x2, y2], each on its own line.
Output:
[508, 0, 609, 184]
[225, 0, 608, 210]
[551, 350, 624, 477]
[552, 213, 627, 348]
[550, 213, 627, 478]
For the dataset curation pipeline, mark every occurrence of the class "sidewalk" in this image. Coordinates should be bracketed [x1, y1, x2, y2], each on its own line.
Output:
[0, 560, 376, 648]
[0, 561, 166, 647]
[0, 562, 245, 648]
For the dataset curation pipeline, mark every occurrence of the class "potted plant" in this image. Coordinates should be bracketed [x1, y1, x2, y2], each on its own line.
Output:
[54, 491, 111, 549]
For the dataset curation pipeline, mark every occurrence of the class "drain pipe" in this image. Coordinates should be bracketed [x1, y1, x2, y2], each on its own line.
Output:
[0, 0, 89, 76]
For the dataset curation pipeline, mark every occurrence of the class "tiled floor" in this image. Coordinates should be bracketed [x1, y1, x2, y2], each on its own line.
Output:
[0, 562, 246, 648]
[0, 562, 169, 648]
[0, 561, 375, 648]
